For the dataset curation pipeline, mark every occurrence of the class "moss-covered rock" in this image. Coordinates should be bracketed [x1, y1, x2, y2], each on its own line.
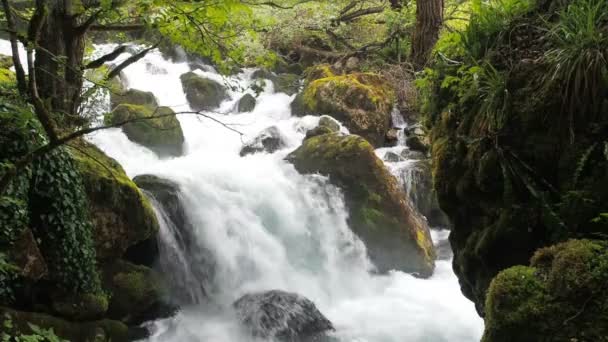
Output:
[70, 140, 159, 260]
[0, 67, 16, 90]
[101, 260, 173, 325]
[483, 239, 608, 342]
[400, 160, 450, 228]
[180, 72, 228, 110]
[237, 94, 256, 113]
[52, 292, 109, 321]
[286, 133, 435, 276]
[1, 306, 131, 342]
[110, 88, 157, 110]
[291, 72, 395, 146]
[10, 228, 47, 281]
[105, 104, 184, 157]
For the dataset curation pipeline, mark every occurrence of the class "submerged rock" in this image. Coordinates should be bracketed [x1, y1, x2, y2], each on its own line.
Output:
[240, 126, 285, 157]
[286, 133, 436, 276]
[483, 239, 608, 342]
[291, 71, 394, 146]
[233, 290, 334, 341]
[70, 140, 159, 260]
[180, 72, 228, 111]
[106, 104, 184, 157]
[251, 70, 301, 95]
[237, 93, 256, 113]
[134, 174, 215, 304]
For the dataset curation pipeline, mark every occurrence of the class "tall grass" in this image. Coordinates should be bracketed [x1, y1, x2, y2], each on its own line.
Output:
[543, 0, 608, 132]
[461, 0, 535, 60]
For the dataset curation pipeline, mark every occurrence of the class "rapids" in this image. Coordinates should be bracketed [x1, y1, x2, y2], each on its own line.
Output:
[1, 41, 484, 341]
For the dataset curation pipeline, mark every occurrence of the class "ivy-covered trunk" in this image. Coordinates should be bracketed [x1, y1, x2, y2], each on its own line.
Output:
[410, 0, 444, 69]
[35, 0, 86, 118]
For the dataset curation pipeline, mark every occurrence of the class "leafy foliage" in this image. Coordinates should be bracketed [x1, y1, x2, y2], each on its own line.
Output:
[542, 0, 608, 127]
[2, 315, 67, 342]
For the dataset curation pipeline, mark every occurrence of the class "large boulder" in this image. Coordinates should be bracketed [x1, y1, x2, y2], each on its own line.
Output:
[110, 89, 158, 111]
[70, 140, 159, 260]
[180, 72, 228, 111]
[251, 70, 300, 95]
[286, 133, 435, 276]
[483, 239, 608, 342]
[101, 260, 174, 325]
[291, 72, 394, 146]
[240, 126, 286, 157]
[133, 174, 215, 304]
[233, 290, 333, 341]
[105, 104, 184, 157]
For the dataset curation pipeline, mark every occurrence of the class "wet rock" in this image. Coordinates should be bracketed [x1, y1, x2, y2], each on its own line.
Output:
[101, 260, 175, 325]
[240, 127, 285, 156]
[405, 136, 429, 154]
[180, 72, 228, 111]
[305, 116, 341, 140]
[70, 140, 159, 260]
[233, 290, 334, 341]
[383, 151, 404, 163]
[145, 62, 168, 75]
[10, 228, 47, 281]
[401, 149, 427, 160]
[292, 71, 395, 146]
[237, 94, 256, 113]
[105, 105, 184, 157]
[133, 174, 215, 304]
[287, 134, 436, 276]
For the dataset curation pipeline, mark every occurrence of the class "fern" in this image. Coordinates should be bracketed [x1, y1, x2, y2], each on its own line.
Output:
[573, 143, 598, 187]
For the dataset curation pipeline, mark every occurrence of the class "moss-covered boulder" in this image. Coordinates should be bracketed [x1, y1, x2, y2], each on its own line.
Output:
[1, 306, 131, 342]
[101, 260, 173, 325]
[483, 239, 608, 342]
[70, 140, 159, 260]
[106, 104, 184, 157]
[286, 133, 435, 276]
[0, 67, 15, 90]
[110, 88, 157, 111]
[180, 72, 228, 111]
[291, 72, 394, 146]
[237, 94, 256, 113]
[51, 292, 109, 321]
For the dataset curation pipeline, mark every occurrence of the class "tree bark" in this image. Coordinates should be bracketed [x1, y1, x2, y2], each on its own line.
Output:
[1, 0, 28, 95]
[35, 0, 87, 117]
[410, 0, 444, 69]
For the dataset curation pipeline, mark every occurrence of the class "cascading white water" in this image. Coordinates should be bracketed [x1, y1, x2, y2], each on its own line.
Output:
[0, 41, 484, 341]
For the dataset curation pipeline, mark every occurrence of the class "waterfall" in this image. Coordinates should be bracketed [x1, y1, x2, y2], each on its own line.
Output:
[1, 41, 483, 341]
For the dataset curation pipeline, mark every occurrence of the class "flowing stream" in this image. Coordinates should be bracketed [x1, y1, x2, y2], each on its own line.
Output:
[1, 41, 484, 341]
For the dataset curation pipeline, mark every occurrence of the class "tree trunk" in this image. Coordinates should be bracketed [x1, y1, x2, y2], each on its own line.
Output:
[1, 0, 28, 95]
[35, 0, 86, 118]
[410, 0, 443, 69]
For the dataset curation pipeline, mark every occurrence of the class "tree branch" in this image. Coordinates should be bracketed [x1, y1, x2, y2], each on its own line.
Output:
[106, 43, 158, 80]
[85, 45, 127, 69]
[89, 24, 146, 31]
[75, 9, 103, 35]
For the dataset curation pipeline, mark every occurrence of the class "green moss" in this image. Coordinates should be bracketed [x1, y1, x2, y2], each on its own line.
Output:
[0, 54, 13, 69]
[110, 88, 157, 110]
[70, 140, 159, 260]
[483, 239, 608, 342]
[102, 260, 168, 324]
[297, 72, 395, 146]
[106, 104, 184, 157]
[287, 133, 436, 276]
[52, 292, 109, 321]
